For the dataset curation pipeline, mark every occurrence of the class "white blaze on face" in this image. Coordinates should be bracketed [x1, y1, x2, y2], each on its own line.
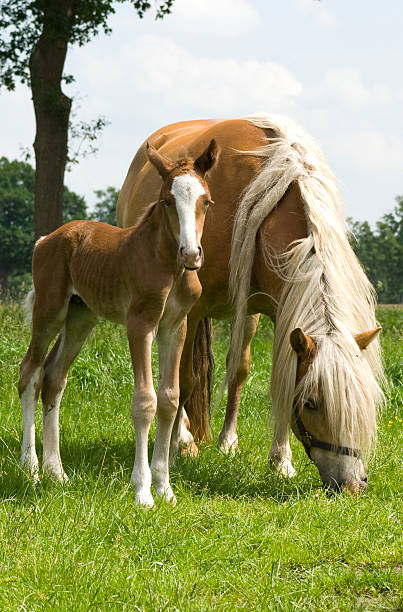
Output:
[171, 174, 205, 258]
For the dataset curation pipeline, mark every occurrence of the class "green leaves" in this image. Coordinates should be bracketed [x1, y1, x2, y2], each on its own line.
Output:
[348, 199, 403, 303]
[0, 0, 175, 91]
[90, 186, 120, 225]
[0, 157, 88, 293]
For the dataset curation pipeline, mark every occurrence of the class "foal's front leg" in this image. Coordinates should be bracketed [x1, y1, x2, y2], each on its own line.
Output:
[151, 318, 187, 504]
[127, 312, 158, 508]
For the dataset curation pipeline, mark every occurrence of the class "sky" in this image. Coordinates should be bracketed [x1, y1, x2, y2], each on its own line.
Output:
[1, 0, 403, 225]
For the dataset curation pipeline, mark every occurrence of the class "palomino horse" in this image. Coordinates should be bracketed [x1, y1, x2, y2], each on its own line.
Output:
[18, 140, 219, 507]
[117, 114, 384, 495]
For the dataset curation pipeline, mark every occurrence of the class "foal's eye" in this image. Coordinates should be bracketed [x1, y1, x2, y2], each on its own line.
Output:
[304, 399, 317, 411]
[205, 199, 214, 207]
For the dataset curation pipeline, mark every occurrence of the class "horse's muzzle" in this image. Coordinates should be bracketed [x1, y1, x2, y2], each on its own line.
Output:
[326, 476, 368, 496]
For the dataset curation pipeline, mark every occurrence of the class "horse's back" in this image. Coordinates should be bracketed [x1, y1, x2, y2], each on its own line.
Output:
[117, 118, 268, 228]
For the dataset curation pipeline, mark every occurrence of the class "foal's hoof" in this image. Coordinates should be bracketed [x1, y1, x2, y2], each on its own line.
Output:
[155, 485, 177, 506]
[135, 490, 155, 509]
[43, 463, 69, 484]
[20, 455, 40, 483]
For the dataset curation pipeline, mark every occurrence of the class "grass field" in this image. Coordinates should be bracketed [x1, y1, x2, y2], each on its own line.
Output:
[0, 303, 402, 611]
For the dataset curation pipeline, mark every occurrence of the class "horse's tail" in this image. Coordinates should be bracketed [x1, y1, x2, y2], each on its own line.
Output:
[184, 317, 214, 442]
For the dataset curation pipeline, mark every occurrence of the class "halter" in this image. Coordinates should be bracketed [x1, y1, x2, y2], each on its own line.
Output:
[293, 403, 362, 460]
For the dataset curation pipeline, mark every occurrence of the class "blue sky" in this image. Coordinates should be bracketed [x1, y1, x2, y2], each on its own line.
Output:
[1, 0, 402, 224]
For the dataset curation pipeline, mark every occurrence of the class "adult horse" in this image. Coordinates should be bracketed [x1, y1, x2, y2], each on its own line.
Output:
[117, 113, 384, 494]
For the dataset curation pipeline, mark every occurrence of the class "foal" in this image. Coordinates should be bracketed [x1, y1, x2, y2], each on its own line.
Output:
[18, 139, 219, 507]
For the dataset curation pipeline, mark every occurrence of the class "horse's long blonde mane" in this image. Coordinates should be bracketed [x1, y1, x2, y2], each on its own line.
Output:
[228, 112, 384, 450]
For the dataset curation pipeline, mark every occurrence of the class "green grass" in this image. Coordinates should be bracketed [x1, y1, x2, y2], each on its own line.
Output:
[0, 304, 402, 611]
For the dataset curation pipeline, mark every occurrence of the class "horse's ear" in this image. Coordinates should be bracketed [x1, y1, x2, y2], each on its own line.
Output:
[146, 142, 175, 178]
[354, 327, 381, 350]
[194, 139, 220, 175]
[290, 328, 316, 357]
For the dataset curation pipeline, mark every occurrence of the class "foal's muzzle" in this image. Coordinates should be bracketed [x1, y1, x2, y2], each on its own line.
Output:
[180, 245, 203, 270]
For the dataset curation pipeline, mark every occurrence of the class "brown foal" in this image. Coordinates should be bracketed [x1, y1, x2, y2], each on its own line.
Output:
[18, 139, 219, 507]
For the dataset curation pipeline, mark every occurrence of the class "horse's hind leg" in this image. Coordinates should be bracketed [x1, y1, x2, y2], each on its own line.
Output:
[19, 287, 70, 479]
[218, 314, 260, 454]
[41, 296, 98, 481]
[169, 316, 201, 465]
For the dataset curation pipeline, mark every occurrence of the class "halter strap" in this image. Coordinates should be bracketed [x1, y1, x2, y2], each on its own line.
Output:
[293, 403, 362, 460]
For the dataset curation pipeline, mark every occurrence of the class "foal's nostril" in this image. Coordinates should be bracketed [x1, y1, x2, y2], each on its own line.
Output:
[362, 475, 368, 483]
[198, 246, 202, 256]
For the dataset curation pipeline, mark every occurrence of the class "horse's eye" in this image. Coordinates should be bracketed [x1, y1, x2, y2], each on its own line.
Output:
[206, 199, 214, 207]
[304, 399, 317, 411]
[161, 199, 170, 207]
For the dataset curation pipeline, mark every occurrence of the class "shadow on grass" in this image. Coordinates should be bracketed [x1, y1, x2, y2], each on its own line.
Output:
[0, 428, 319, 506]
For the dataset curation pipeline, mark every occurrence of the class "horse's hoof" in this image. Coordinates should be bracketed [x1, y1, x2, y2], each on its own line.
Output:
[269, 456, 297, 478]
[217, 434, 239, 455]
[180, 441, 199, 458]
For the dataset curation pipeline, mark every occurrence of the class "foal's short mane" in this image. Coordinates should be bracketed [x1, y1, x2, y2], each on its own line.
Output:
[131, 200, 159, 231]
[228, 113, 384, 451]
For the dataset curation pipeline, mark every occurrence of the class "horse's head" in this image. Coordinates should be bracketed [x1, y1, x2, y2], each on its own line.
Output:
[290, 326, 382, 494]
[146, 139, 220, 270]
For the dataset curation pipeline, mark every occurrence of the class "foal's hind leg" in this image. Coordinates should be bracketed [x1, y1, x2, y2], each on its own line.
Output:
[19, 290, 70, 479]
[218, 314, 260, 454]
[41, 297, 98, 481]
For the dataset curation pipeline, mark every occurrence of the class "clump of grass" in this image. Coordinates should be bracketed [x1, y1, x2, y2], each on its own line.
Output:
[0, 304, 401, 610]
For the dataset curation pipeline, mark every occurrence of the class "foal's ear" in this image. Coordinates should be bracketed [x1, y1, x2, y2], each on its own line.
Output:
[146, 142, 175, 178]
[354, 327, 381, 351]
[194, 139, 220, 175]
[290, 328, 316, 358]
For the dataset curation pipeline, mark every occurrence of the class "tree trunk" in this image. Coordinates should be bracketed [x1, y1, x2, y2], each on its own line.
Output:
[29, 1, 74, 240]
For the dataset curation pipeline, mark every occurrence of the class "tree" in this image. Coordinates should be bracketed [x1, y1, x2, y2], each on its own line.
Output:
[348, 197, 403, 303]
[0, 157, 87, 293]
[0, 0, 174, 240]
[90, 186, 120, 225]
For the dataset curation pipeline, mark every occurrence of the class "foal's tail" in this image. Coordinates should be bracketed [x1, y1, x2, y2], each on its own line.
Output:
[23, 289, 35, 326]
[184, 317, 214, 442]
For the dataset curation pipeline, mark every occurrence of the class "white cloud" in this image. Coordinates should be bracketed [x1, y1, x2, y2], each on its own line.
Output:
[294, 0, 338, 28]
[128, 35, 302, 114]
[332, 130, 403, 173]
[321, 68, 403, 109]
[0, 86, 35, 162]
[324, 69, 370, 107]
[171, 0, 260, 37]
[71, 34, 302, 116]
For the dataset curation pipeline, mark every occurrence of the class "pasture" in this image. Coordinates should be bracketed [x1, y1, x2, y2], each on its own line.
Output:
[0, 303, 402, 610]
